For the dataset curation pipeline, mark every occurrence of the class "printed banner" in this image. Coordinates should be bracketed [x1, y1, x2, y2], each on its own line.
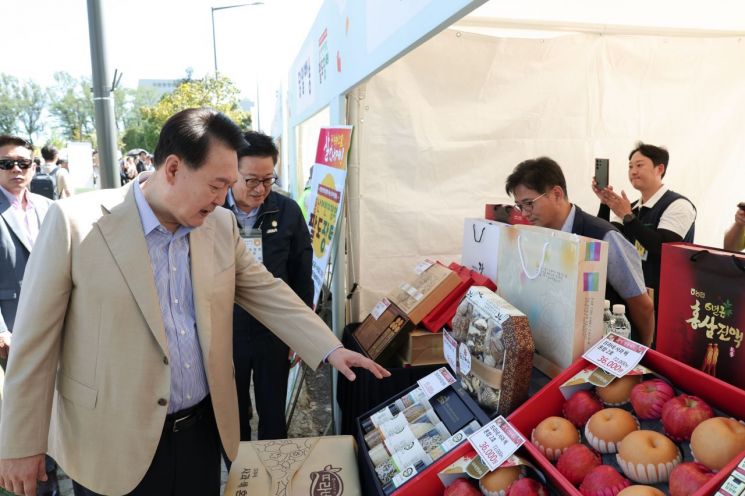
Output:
[307, 126, 353, 306]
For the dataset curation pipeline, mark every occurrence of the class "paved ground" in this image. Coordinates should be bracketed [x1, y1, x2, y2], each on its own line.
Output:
[55, 363, 333, 495]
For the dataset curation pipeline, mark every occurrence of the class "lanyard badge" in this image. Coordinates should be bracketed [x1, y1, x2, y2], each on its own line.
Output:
[240, 227, 263, 264]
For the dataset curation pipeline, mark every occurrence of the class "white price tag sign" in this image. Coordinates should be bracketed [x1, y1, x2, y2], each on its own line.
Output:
[417, 367, 457, 399]
[371, 298, 391, 320]
[414, 259, 434, 275]
[583, 333, 648, 378]
[443, 330, 458, 373]
[458, 343, 472, 375]
[468, 416, 526, 472]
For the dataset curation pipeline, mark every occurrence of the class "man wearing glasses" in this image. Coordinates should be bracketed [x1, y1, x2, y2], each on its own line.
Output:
[0, 135, 55, 494]
[225, 131, 312, 441]
[505, 157, 655, 346]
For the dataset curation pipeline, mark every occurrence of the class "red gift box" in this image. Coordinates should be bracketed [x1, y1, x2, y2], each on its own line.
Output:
[419, 263, 497, 333]
[507, 348, 745, 495]
[391, 349, 745, 496]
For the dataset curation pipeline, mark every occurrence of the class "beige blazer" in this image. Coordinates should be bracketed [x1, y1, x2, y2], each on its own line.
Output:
[0, 183, 341, 495]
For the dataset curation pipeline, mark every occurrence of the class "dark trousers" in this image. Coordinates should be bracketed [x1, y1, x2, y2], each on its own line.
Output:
[234, 332, 290, 440]
[72, 397, 221, 496]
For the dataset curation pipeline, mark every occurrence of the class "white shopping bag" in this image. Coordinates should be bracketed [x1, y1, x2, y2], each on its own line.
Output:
[496, 225, 609, 375]
[461, 219, 508, 286]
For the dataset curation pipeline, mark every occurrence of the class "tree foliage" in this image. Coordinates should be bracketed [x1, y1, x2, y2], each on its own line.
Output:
[48, 72, 95, 142]
[142, 74, 251, 130]
[0, 71, 251, 155]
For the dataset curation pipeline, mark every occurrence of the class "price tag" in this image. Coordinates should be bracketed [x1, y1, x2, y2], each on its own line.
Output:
[443, 330, 458, 373]
[458, 343, 472, 375]
[371, 298, 391, 320]
[468, 416, 526, 472]
[417, 367, 456, 399]
[414, 259, 434, 275]
[583, 333, 648, 378]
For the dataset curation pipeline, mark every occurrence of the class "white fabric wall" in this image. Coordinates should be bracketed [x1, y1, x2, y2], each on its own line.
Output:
[350, 29, 745, 319]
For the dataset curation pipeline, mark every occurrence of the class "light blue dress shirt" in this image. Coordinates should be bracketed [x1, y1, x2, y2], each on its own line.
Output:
[133, 179, 209, 413]
[562, 205, 647, 299]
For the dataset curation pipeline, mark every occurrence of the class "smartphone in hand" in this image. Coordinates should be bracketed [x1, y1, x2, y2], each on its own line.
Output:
[738, 202, 745, 211]
[595, 158, 610, 190]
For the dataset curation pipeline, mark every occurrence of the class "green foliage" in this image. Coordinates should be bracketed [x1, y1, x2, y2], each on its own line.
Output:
[48, 72, 95, 142]
[142, 74, 251, 130]
[17, 80, 46, 144]
[0, 74, 20, 134]
[0, 71, 251, 156]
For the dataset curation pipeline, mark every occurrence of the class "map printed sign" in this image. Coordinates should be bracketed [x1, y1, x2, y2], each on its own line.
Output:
[307, 126, 353, 306]
[583, 333, 648, 378]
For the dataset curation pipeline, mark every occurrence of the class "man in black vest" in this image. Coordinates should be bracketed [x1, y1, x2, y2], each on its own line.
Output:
[592, 143, 696, 307]
[506, 157, 655, 345]
[225, 131, 313, 441]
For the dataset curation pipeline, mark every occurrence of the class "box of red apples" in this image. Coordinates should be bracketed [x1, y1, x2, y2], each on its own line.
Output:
[506, 347, 745, 496]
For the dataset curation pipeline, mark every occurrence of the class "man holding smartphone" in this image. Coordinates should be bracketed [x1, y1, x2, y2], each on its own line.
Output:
[592, 142, 696, 309]
[723, 202, 745, 252]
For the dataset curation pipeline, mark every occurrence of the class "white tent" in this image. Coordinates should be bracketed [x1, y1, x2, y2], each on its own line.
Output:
[287, 0, 745, 322]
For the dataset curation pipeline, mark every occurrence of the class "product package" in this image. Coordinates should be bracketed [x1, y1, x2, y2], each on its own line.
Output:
[224, 436, 360, 496]
[450, 286, 534, 415]
[386, 262, 461, 324]
[496, 224, 608, 375]
[656, 243, 745, 390]
[356, 378, 490, 496]
[353, 300, 414, 365]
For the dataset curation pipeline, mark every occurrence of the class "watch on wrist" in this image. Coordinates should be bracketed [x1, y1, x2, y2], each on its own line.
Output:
[622, 213, 635, 225]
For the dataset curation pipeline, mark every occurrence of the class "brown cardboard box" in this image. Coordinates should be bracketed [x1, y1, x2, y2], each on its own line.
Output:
[400, 328, 446, 366]
[224, 436, 360, 496]
[387, 263, 461, 324]
[352, 301, 414, 365]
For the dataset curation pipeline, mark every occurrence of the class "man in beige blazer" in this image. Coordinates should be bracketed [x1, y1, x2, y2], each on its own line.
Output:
[0, 108, 388, 496]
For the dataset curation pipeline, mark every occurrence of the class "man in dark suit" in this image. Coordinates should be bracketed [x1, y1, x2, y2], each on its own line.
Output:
[0, 135, 55, 495]
[225, 131, 312, 440]
[0, 135, 53, 368]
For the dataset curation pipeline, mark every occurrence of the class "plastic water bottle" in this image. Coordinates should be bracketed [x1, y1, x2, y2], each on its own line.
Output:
[611, 304, 631, 339]
[603, 300, 613, 336]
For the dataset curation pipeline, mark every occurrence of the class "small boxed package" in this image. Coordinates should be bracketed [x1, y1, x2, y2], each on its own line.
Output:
[450, 286, 534, 415]
[400, 329, 446, 367]
[224, 436, 360, 496]
[353, 300, 414, 365]
[387, 262, 461, 324]
[420, 262, 497, 333]
[356, 370, 491, 495]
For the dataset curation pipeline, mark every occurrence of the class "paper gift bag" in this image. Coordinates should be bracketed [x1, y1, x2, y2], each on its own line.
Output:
[461, 219, 508, 286]
[656, 243, 745, 390]
[496, 225, 608, 375]
[224, 436, 360, 496]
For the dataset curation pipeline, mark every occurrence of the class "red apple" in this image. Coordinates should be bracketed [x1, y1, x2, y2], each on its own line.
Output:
[556, 444, 602, 486]
[661, 395, 714, 441]
[579, 465, 630, 496]
[506, 478, 548, 496]
[669, 462, 715, 496]
[444, 478, 481, 496]
[630, 379, 674, 420]
[563, 390, 603, 428]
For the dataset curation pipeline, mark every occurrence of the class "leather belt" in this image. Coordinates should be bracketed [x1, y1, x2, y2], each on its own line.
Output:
[164, 396, 211, 433]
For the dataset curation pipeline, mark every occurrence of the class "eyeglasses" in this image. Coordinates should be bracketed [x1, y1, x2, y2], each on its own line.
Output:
[0, 158, 34, 170]
[243, 176, 277, 189]
[514, 192, 547, 212]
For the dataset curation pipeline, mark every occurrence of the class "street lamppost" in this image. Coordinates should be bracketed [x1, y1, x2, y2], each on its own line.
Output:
[211, 1, 264, 74]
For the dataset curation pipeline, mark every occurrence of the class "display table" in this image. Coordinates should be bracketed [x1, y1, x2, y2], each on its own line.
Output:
[337, 324, 441, 435]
